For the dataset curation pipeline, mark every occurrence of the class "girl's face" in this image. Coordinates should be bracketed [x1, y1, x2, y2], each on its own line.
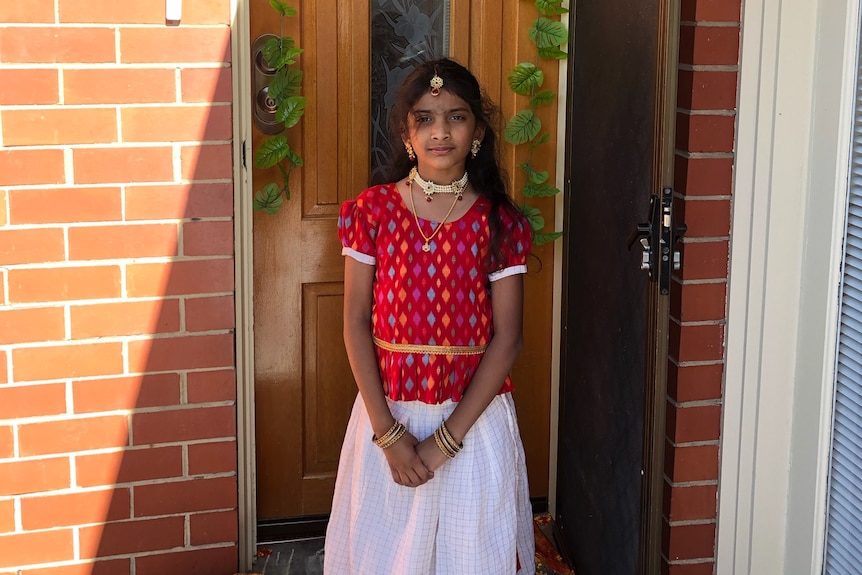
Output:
[403, 90, 484, 181]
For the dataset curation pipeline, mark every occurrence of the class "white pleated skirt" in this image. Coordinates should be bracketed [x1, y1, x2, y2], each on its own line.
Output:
[324, 393, 536, 575]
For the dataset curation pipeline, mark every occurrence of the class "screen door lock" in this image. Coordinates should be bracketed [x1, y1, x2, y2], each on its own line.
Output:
[627, 187, 686, 294]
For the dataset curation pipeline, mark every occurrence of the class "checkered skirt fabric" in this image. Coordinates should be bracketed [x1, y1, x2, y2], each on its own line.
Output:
[324, 393, 536, 574]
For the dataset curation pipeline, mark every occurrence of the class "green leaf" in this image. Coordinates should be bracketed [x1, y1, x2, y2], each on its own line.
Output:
[254, 135, 290, 169]
[276, 96, 306, 128]
[269, 0, 297, 16]
[523, 182, 560, 197]
[283, 68, 304, 96]
[508, 63, 544, 96]
[538, 45, 568, 60]
[286, 148, 304, 168]
[529, 17, 568, 48]
[262, 36, 296, 69]
[529, 133, 551, 151]
[533, 231, 563, 245]
[521, 162, 549, 184]
[254, 182, 284, 214]
[536, 0, 569, 16]
[519, 204, 545, 231]
[505, 110, 541, 145]
[270, 46, 304, 69]
[530, 90, 556, 107]
[268, 68, 302, 104]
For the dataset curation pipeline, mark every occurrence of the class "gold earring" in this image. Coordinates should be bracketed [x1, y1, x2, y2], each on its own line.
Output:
[471, 139, 481, 159]
[405, 142, 416, 161]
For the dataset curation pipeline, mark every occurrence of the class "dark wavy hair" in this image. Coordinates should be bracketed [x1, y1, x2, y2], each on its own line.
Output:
[377, 57, 522, 272]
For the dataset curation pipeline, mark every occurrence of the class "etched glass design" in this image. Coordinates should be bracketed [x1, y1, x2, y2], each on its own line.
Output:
[370, 0, 450, 182]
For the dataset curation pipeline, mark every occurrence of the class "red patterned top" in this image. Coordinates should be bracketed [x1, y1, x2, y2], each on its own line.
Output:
[338, 183, 531, 404]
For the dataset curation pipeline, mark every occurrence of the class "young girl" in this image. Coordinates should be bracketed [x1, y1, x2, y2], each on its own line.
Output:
[325, 58, 536, 575]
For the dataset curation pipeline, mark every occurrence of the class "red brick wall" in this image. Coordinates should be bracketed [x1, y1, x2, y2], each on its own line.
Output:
[0, 1, 238, 573]
[665, 0, 741, 573]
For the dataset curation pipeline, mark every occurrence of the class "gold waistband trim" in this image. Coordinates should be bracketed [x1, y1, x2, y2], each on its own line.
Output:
[373, 336, 487, 356]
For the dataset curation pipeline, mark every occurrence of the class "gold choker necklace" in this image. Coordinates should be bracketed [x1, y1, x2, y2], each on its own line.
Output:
[408, 167, 468, 202]
[408, 178, 460, 252]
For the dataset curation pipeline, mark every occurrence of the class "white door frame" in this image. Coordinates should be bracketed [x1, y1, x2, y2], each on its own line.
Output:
[717, 0, 859, 572]
[230, 0, 257, 569]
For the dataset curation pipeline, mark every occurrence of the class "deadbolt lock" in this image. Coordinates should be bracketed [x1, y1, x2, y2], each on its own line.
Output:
[628, 188, 686, 295]
[252, 34, 284, 135]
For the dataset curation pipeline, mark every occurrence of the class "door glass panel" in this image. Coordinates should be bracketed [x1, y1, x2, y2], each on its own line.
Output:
[370, 0, 450, 181]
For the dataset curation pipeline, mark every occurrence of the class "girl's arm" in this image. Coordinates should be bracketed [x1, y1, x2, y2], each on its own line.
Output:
[416, 273, 524, 471]
[343, 257, 434, 487]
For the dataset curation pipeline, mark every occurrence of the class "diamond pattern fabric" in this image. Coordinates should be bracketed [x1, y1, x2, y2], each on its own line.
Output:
[338, 183, 531, 404]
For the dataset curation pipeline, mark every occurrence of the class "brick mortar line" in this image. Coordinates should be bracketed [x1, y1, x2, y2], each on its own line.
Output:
[677, 108, 737, 117]
[668, 439, 720, 448]
[0, 253, 233, 268]
[0, 139, 233, 149]
[0, 23, 231, 29]
[672, 193, 733, 201]
[680, 235, 730, 243]
[678, 63, 740, 72]
[0, 366, 233, 384]
[0, 217, 234, 229]
[0, 394, 235, 417]
[0, 444, 237, 466]
[670, 317, 726, 327]
[6, 541, 237, 570]
[666, 518, 717, 527]
[11, 507, 237, 532]
[113, 26, 121, 65]
[2, 217, 232, 228]
[1, 179, 234, 191]
[2, 190, 9, 228]
[675, 150, 735, 159]
[663, 475, 719, 487]
[0, 63, 231, 70]
[669, 357, 724, 367]
[0, 102, 233, 111]
[0, 293, 235, 310]
[679, 20, 741, 27]
[668, 397, 722, 408]
[0, 437, 238, 458]
[661, 555, 716, 565]
[0, 465, 237, 487]
[671, 276, 727, 286]
[0, 327, 235, 348]
[0, 476, 236, 498]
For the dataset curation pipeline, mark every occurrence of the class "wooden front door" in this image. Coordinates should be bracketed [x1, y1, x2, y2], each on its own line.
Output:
[251, 1, 557, 521]
[555, 0, 680, 573]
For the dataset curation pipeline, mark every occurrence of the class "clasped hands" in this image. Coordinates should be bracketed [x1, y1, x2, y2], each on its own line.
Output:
[383, 431, 451, 488]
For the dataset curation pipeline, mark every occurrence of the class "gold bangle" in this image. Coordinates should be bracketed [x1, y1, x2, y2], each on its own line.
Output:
[372, 421, 403, 447]
[440, 421, 463, 453]
[433, 428, 457, 458]
[378, 424, 407, 449]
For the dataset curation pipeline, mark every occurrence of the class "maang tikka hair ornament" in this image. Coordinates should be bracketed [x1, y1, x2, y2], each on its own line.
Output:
[430, 68, 443, 96]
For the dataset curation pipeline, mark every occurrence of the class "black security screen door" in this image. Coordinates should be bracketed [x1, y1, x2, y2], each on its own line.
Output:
[556, 0, 680, 573]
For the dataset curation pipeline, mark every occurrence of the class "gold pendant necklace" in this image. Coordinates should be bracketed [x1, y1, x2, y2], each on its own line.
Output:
[408, 179, 460, 252]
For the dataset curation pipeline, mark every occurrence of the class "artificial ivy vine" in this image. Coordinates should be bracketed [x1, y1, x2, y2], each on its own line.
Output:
[252, 0, 306, 214]
[504, 0, 568, 245]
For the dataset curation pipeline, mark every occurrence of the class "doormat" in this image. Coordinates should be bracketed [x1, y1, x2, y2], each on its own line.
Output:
[534, 513, 575, 575]
[243, 513, 575, 575]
